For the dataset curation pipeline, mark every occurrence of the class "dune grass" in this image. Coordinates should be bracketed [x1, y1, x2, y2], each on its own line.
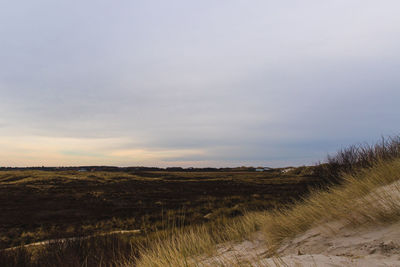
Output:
[133, 213, 263, 267]
[261, 158, 400, 250]
[133, 138, 400, 266]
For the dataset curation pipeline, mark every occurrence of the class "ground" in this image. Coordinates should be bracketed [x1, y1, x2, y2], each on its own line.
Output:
[0, 169, 319, 249]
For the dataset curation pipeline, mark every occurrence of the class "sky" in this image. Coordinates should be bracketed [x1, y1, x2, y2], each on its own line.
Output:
[1, 1, 400, 167]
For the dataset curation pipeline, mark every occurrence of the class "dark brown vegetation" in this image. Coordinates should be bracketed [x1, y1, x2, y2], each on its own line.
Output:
[0, 169, 320, 250]
[0, 168, 319, 266]
[315, 136, 400, 182]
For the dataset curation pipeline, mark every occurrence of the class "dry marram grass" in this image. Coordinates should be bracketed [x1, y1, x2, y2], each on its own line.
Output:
[134, 159, 400, 266]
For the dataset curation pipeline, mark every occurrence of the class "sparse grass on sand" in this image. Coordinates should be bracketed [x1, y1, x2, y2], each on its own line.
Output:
[134, 158, 400, 267]
[261, 158, 400, 250]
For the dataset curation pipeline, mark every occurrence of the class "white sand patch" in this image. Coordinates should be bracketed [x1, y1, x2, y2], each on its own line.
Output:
[200, 223, 400, 266]
[199, 180, 400, 266]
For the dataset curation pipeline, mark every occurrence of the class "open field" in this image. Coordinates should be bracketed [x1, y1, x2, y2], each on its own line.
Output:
[2, 137, 399, 266]
[0, 168, 320, 250]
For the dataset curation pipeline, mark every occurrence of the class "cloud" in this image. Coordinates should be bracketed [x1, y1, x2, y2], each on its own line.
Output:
[1, 0, 400, 166]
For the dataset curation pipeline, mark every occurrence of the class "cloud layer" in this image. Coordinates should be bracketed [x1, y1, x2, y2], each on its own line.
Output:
[1, 1, 400, 167]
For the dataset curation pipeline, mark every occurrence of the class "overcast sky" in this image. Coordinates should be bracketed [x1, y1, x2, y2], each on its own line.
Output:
[1, 1, 400, 167]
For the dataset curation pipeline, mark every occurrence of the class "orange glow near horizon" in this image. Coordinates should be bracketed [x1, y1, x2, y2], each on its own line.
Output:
[0, 135, 206, 167]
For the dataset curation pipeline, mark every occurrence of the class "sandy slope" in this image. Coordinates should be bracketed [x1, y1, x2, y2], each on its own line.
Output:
[267, 221, 400, 266]
[201, 222, 400, 266]
[201, 180, 400, 266]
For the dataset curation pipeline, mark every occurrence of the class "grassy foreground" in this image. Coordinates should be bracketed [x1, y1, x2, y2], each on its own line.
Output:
[133, 159, 400, 266]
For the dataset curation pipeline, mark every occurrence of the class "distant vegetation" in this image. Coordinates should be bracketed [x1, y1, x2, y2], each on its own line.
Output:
[1, 136, 399, 266]
[0, 166, 266, 172]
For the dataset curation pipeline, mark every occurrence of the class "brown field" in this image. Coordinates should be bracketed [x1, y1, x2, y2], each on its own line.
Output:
[0, 168, 319, 249]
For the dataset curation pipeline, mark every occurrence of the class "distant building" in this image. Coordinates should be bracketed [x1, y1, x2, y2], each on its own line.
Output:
[281, 167, 295, 173]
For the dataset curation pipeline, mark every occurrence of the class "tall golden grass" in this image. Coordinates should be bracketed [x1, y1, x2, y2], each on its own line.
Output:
[133, 159, 400, 266]
[261, 158, 400, 250]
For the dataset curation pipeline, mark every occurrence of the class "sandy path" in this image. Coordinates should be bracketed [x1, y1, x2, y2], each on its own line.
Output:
[3, 229, 140, 251]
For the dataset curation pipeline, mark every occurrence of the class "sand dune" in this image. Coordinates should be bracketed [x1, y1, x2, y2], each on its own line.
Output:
[201, 180, 400, 266]
[200, 222, 400, 266]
